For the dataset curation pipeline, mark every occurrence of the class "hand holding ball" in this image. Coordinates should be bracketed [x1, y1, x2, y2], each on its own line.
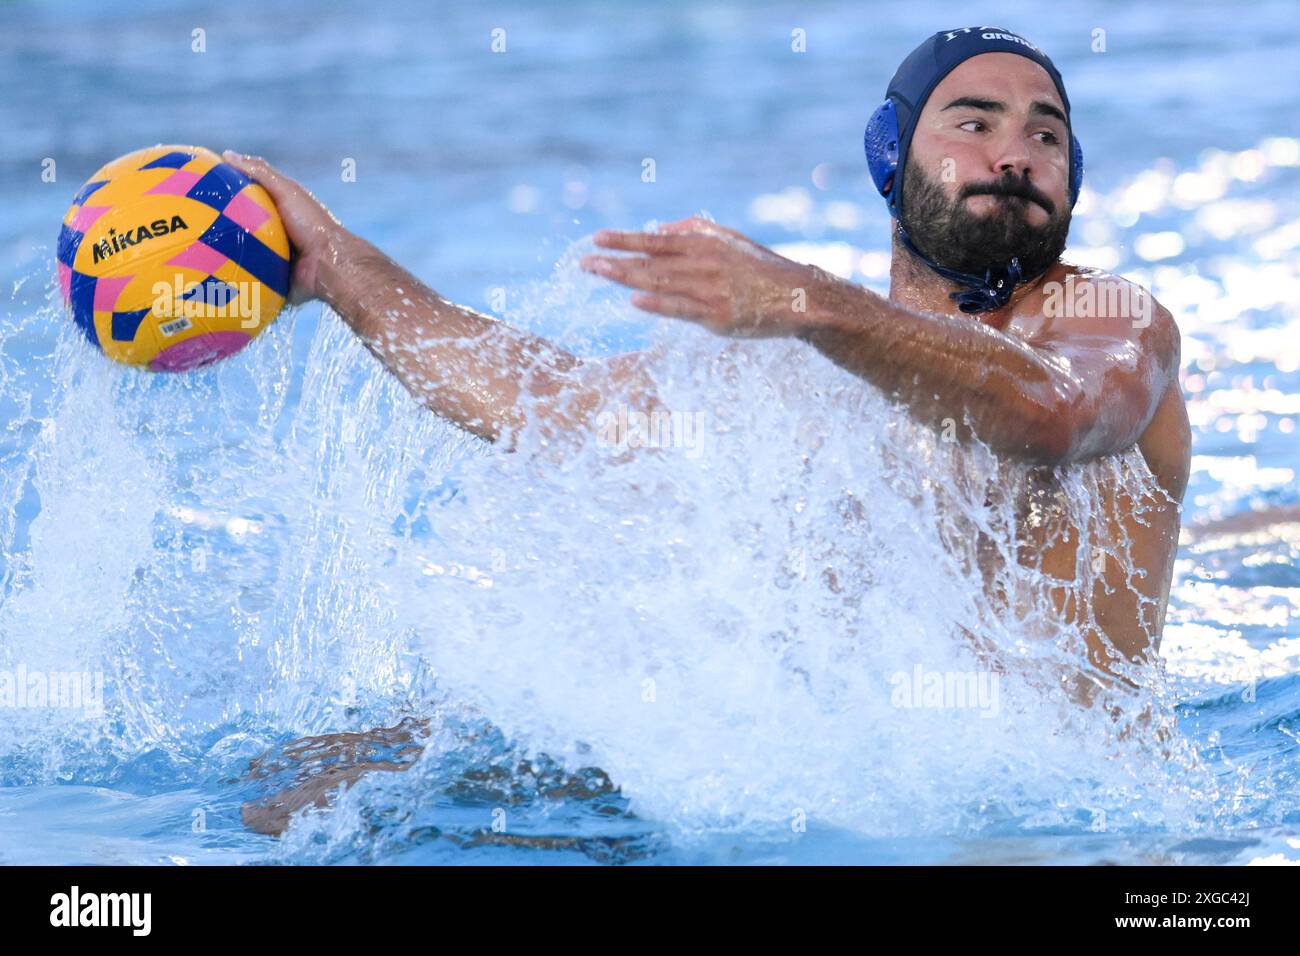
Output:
[57, 144, 292, 371]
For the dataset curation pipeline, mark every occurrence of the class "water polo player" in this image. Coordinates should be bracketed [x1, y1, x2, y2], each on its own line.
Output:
[222, 26, 1190, 700]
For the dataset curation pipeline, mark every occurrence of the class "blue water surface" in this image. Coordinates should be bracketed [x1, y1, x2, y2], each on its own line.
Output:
[1, 0, 1299, 864]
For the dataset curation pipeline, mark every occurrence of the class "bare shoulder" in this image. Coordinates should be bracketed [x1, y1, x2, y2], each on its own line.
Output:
[1021, 263, 1189, 495]
[1055, 267, 1190, 501]
[1043, 264, 1173, 332]
[1027, 263, 1180, 369]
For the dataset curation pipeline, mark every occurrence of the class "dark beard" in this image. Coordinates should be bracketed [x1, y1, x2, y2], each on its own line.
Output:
[899, 160, 1071, 280]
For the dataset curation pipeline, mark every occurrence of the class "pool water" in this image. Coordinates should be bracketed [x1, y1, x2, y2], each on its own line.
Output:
[1, 0, 1299, 865]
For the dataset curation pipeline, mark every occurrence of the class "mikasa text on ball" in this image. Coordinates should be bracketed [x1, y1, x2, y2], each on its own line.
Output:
[57, 144, 291, 371]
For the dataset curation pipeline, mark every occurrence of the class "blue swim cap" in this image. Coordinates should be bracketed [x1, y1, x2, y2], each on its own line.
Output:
[864, 27, 1085, 312]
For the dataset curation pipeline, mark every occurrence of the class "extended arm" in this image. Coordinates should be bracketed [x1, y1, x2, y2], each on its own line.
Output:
[222, 152, 652, 446]
[582, 217, 1179, 464]
[312, 231, 647, 445]
[795, 278, 1179, 463]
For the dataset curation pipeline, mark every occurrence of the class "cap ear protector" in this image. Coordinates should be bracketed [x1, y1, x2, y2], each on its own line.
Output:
[864, 28, 1082, 313]
[864, 96, 1085, 216]
[864, 99, 902, 208]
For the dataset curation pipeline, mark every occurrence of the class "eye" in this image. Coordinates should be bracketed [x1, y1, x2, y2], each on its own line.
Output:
[1036, 131, 1062, 145]
[959, 119, 988, 133]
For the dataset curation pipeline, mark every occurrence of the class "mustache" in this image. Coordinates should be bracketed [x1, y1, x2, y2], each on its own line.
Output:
[960, 176, 1055, 216]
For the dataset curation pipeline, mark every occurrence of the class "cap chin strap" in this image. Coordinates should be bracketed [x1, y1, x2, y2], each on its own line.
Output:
[896, 222, 1036, 314]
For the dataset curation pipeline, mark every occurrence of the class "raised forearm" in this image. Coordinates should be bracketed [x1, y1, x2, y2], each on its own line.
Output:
[798, 274, 1074, 460]
[580, 221, 1076, 460]
[315, 232, 586, 444]
[215, 152, 645, 446]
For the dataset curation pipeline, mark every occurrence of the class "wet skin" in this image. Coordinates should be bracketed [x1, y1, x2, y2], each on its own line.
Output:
[222, 55, 1189, 676]
[580, 54, 1190, 677]
[222, 51, 1190, 830]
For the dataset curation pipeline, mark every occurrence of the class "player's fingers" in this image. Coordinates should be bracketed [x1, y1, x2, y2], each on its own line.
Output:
[221, 150, 275, 180]
[592, 229, 701, 256]
[581, 254, 715, 294]
[629, 291, 713, 322]
[658, 216, 747, 241]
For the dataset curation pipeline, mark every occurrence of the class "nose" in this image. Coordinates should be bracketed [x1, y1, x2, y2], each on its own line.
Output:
[990, 131, 1035, 182]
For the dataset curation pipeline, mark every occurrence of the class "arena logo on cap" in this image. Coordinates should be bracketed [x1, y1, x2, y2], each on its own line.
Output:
[939, 26, 1043, 54]
[980, 31, 1042, 51]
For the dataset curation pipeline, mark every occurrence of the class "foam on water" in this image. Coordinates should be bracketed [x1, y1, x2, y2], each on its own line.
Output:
[346, 256, 1219, 843]
[0, 259, 1226, 847]
[5, 143, 1299, 859]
